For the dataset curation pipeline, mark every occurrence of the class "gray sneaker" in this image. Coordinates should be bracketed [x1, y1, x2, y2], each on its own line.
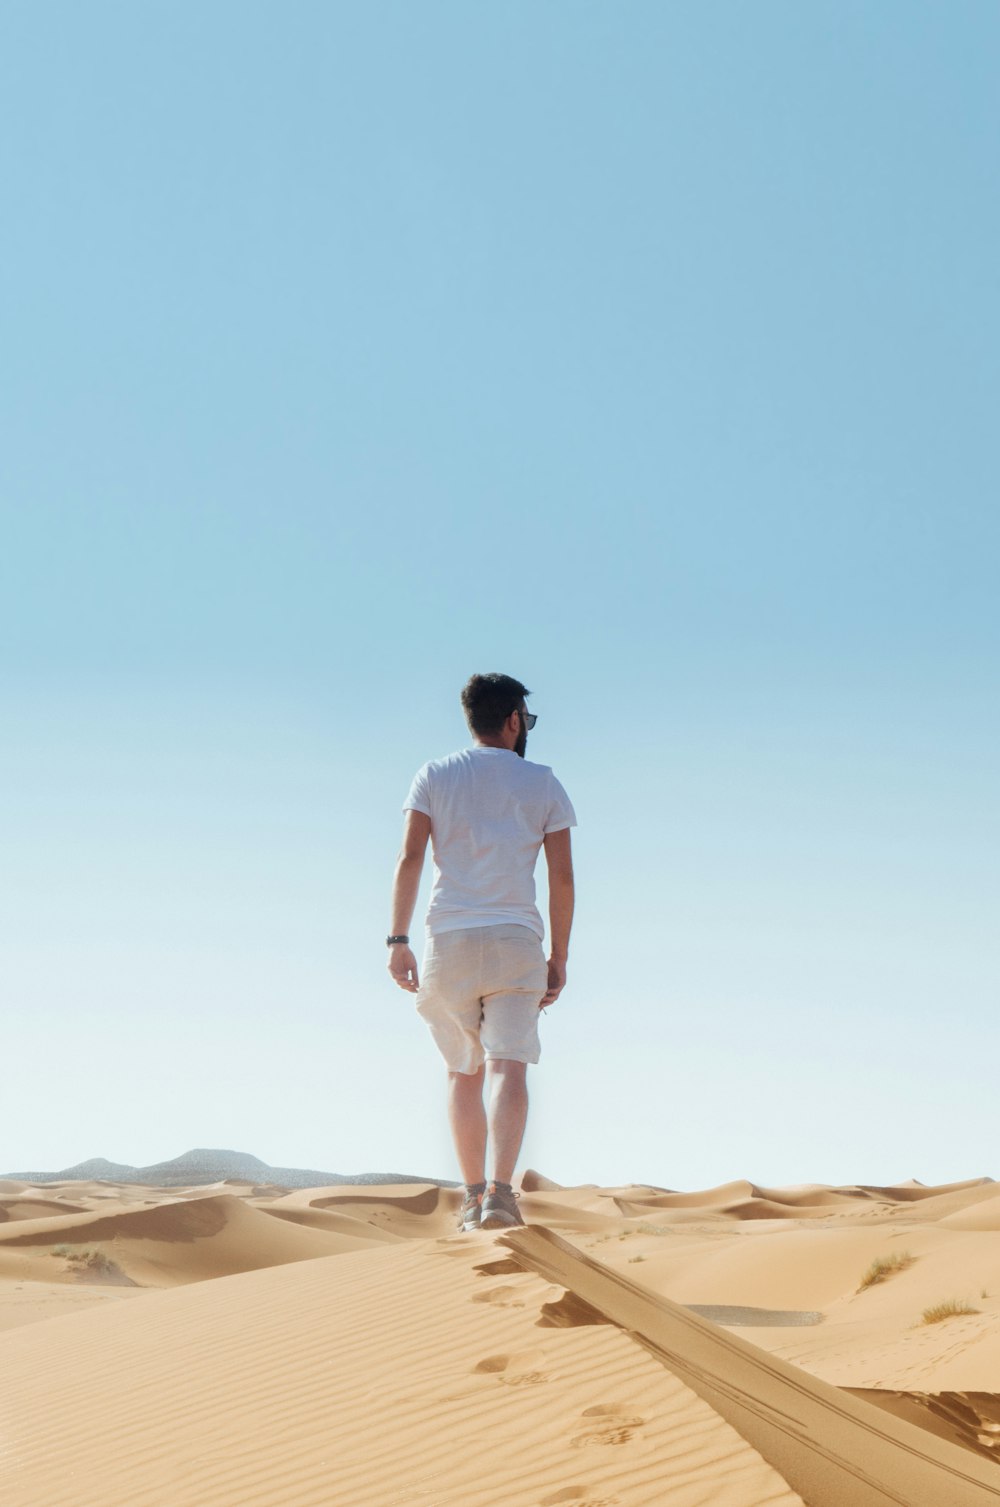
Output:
[458, 1189, 483, 1232]
[480, 1183, 524, 1229]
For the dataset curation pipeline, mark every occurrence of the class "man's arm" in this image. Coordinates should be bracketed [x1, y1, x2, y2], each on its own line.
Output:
[387, 809, 431, 993]
[542, 827, 574, 1005]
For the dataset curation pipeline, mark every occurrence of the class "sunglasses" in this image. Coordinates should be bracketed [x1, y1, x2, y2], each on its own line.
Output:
[518, 710, 538, 730]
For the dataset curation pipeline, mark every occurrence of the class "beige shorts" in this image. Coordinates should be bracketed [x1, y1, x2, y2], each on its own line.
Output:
[416, 923, 548, 1074]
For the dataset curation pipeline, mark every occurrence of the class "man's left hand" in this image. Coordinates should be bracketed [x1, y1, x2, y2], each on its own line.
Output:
[541, 957, 566, 1007]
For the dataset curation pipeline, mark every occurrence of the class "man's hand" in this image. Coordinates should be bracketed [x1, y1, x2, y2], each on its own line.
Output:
[388, 944, 420, 993]
[541, 956, 566, 1007]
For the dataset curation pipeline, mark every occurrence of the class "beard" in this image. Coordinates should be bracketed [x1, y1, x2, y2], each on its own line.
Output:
[514, 721, 528, 758]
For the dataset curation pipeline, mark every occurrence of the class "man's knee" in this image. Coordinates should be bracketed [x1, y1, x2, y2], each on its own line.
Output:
[486, 1057, 528, 1079]
[449, 1065, 484, 1085]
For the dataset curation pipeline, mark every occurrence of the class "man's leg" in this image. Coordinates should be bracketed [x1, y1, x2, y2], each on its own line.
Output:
[448, 1066, 487, 1185]
[486, 1058, 528, 1184]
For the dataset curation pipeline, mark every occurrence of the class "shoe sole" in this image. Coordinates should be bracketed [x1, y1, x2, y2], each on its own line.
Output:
[479, 1211, 524, 1229]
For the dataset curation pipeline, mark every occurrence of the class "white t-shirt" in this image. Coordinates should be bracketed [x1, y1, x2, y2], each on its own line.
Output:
[403, 746, 577, 940]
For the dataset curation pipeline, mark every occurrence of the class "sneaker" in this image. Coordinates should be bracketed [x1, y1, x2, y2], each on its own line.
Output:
[458, 1188, 483, 1232]
[480, 1183, 525, 1230]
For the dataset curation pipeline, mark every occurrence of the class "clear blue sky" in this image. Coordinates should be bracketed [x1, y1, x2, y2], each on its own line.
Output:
[3, 3, 997, 1187]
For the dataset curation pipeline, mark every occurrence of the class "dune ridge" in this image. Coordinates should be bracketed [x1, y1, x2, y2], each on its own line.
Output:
[0, 1192, 395, 1289]
[502, 1225, 1000, 1506]
[0, 1235, 804, 1507]
[1, 1170, 999, 1504]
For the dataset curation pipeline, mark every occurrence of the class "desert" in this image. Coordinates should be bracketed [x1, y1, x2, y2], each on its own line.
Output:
[2, 1155, 1000, 1505]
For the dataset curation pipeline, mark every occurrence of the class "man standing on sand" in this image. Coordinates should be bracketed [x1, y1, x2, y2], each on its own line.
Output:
[387, 673, 576, 1232]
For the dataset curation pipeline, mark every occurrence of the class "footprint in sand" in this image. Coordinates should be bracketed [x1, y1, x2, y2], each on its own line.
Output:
[471, 1284, 526, 1308]
[473, 1349, 548, 1386]
[570, 1403, 645, 1448]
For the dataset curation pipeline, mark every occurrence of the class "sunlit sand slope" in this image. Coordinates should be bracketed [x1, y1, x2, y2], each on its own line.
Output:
[502, 1225, 1000, 1507]
[0, 1235, 803, 1507]
[2, 1171, 1000, 1504]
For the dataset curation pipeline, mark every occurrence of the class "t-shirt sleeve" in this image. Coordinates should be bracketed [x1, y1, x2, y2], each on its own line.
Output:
[403, 764, 432, 816]
[543, 772, 577, 834]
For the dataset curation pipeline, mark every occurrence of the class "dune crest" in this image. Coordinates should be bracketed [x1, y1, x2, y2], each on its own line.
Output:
[2, 1171, 999, 1503]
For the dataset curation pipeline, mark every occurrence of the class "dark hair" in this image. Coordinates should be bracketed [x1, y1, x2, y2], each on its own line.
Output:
[461, 672, 531, 736]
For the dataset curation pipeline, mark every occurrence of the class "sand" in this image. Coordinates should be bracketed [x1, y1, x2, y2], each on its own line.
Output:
[1, 1172, 999, 1504]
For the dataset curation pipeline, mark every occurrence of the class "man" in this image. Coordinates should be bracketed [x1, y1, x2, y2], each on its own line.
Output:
[387, 673, 576, 1231]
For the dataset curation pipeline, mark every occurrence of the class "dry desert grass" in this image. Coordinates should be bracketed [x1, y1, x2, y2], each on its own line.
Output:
[921, 1297, 980, 1324]
[858, 1249, 915, 1290]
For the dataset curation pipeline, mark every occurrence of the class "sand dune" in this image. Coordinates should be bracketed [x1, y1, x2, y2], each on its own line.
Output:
[0, 1280, 140, 1333]
[262, 1196, 406, 1243]
[298, 1180, 467, 1238]
[0, 1170, 998, 1504]
[0, 1229, 804, 1507]
[940, 1191, 1000, 1231]
[0, 1192, 385, 1288]
[0, 1197, 90, 1221]
[503, 1225, 1000, 1506]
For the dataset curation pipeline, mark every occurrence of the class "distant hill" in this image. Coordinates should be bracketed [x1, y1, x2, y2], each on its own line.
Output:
[1, 1148, 455, 1189]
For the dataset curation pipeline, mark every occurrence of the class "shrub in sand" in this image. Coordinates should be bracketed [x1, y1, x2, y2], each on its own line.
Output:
[921, 1299, 980, 1325]
[858, 1251, 915, 1291]
[50, 1244, 117, 1276]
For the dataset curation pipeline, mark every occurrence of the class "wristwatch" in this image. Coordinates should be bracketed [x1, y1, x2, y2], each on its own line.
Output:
[386, 934, 410, 946]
